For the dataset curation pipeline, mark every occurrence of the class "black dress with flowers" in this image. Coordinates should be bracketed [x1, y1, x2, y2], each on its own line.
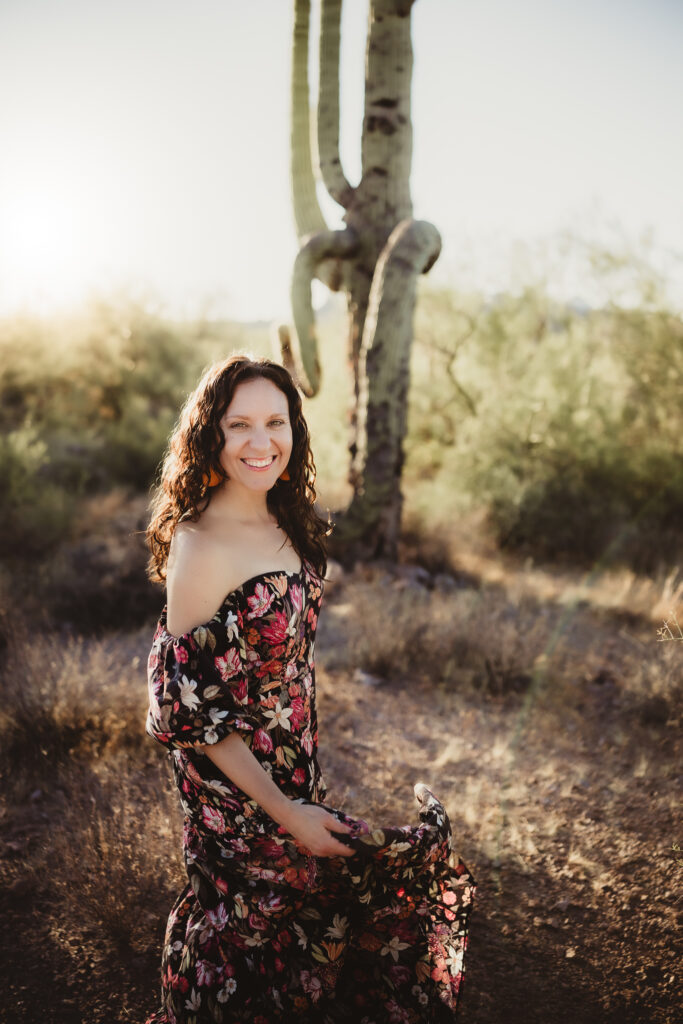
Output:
[145, 560, 475, 1023]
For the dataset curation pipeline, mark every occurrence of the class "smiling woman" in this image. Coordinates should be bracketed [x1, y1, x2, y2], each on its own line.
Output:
[142, 353, 475, 1022]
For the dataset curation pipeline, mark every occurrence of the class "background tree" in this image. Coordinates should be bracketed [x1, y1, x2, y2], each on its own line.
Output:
[278, 0, 441, 563]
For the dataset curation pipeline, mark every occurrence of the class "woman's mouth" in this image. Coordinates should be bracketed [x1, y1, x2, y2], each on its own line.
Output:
[241, 456, 277, 471]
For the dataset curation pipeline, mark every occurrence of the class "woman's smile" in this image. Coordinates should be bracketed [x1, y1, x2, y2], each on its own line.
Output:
[241, 455, 278, 471]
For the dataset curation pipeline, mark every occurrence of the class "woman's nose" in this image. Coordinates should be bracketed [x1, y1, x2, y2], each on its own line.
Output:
[248, 425, 272, 450]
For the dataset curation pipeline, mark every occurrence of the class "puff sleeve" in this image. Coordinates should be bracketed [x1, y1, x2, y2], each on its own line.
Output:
[146, 605, 259, 750]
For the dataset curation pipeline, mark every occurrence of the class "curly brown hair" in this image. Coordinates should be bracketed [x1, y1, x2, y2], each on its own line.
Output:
[146, 353, 330, 584]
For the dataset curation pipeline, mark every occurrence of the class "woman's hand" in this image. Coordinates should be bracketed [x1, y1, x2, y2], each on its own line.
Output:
[284, 803, 356, 857]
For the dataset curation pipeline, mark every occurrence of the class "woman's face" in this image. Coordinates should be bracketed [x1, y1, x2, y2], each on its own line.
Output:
[218, 377, 293, 491]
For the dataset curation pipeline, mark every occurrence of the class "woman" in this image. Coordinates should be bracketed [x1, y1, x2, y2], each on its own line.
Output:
[145, 354, 474, 1023]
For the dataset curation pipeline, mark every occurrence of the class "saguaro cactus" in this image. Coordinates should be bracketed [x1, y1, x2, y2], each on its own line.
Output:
[278, 0, 441, 562]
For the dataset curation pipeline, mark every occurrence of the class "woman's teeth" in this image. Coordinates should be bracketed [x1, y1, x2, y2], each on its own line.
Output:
[242, 456, 276, 468]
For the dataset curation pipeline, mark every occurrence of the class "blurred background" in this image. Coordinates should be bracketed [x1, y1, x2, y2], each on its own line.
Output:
[0, 2, 681, 1023]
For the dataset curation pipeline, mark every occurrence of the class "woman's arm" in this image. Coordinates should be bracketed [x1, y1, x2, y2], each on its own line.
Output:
[202, 733, 355, 858]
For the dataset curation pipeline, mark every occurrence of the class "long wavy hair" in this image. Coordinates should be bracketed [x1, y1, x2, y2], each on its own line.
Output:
[146, 354, 330, 584]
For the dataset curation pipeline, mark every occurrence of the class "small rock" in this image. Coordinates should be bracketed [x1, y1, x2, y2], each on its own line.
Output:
[353, 668, 383, 688]
[433, 573, 458, 593]
[325, 558, 345, 583]
[30, 788, 43, 802]
[565, 947, 576, 959]
[394, 564, 432, 590]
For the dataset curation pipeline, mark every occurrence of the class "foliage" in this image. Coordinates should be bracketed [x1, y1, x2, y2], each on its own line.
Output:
[407, 266, 683, 572]
[0, 298, 268, 556]
[1, 239, 682, 575]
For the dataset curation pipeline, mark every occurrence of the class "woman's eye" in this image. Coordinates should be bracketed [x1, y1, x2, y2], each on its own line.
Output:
[229, 422, 247, 429]
[269, 419, 285, 427]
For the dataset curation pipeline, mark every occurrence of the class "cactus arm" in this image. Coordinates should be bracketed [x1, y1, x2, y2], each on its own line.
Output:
[318, 0, 355, 208]
[291, 0, 328, 239]
[277, 226, 360, 396]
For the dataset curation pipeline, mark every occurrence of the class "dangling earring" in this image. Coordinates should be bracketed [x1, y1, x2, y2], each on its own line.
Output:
[279, 467, 290, 481]
[203, 466, 223, 488]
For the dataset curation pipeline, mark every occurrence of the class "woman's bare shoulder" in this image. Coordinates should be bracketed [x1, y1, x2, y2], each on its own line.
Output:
[166, 522, 237, 637]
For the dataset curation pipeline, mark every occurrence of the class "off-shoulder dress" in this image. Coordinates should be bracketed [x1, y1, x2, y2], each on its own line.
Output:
[145, 559, 475, 1023]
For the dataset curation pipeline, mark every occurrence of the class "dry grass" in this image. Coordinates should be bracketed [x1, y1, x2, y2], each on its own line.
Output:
[0, 534, 680, 1022]
[401, 506, 683, 627]
[323, 571, 568, 697]
[0, 618, 150, 775]
[42, 763, 184, 959]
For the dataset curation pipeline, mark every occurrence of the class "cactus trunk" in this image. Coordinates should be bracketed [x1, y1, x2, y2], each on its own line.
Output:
[282, 0, 441, 562]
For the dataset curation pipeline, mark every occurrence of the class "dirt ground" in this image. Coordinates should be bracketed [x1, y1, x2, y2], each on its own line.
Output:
[0, 563, 680, 1024]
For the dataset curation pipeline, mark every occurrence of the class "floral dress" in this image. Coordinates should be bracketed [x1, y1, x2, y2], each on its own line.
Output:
[145, 560, 475, 1023]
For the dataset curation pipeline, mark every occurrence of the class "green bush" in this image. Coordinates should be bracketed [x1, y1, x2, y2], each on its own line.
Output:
[0, 298, 269, 555]
[407, 274, 683, 572]
[0, 425, 74, 556]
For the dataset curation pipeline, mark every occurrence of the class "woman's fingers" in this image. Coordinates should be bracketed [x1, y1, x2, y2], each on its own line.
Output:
[325, 816, 353, 834]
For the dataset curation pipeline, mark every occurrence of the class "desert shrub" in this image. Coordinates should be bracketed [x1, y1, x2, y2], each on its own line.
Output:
[0, 623, 149, 773]
[40, 764, 184, 960]
[0, 425, 75, 556]
[0, 297, 268, 555]
[406, 262, 683, 572]
[334, 574, 552, 694]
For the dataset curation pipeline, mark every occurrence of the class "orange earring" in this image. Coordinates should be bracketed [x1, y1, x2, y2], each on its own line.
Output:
[279, 467, 290, 481]
[203, 467, 223, 488]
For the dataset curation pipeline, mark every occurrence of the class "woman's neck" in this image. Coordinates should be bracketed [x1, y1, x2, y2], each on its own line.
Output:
[203, 482, 275, 526]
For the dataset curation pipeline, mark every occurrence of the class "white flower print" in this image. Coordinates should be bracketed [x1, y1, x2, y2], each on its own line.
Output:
[217, 977, 237, 1002]
[224, 608, 239, 639]
[325, 913, 349, 940]
[185, 988, 201, 1010]
[380, 935, 410, 961]
[264, 701, 293, 731]
[179, 676, 200, 711]
[208, 706, 229, 726]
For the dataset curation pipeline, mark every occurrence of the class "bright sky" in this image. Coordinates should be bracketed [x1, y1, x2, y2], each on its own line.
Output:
[1, 0, 681, 321]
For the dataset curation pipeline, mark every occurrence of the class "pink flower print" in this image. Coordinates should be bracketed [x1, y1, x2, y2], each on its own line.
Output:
[201, 804, 226, 834]
[216, 647, 241, 681]
[246, 583, 274, 619]
[260, 609, 290, 644]
[288, 696, 306, 730]
[252, 728, 274, 754]
[289, 584, 303, 613]
[196, 959, 215, 986]
[386, 999, 411, 1024]
[291, 767, 306, 786]
[306, 607, 318, 629]
[173, 642, 189, 663]
[389, 964, 412, 987]
[285, 665, 299, 686]
[232, 676, 248, 704]
[205, 903, 229, 930]
[300, 970, 322, 1003]
[300, 728, 314, 756]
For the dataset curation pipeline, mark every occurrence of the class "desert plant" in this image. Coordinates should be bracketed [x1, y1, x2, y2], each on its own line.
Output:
[279, 0, 441, 562]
